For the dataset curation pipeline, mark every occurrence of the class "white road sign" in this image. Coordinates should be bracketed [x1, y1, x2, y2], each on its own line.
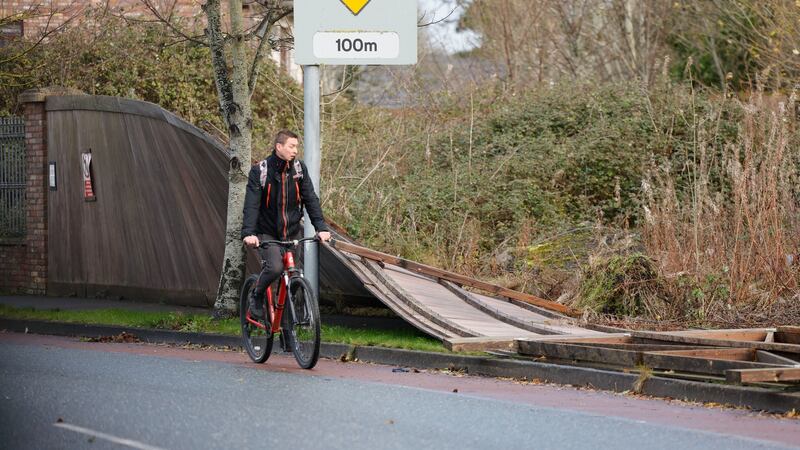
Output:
[295, 0, 417, 65]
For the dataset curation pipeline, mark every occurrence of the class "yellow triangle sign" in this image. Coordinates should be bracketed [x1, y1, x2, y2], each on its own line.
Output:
[340, 0, 371, 15]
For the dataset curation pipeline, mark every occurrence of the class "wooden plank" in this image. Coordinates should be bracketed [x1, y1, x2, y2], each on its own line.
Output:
[328, 239, 579, 317]
[361, 260, 479, 338]
[517, 341, 641, 367]
[516, 334, 631, 344]
[648, 348, 756, 361]
[641, 353, 785, 376]
[347, 258, 454, 340]
[326, 219, 356, 243]
[384, 267, 541, 338]
[756, 350, 800, 366]
[322, 239, 456, 341]
[583, 323, 631, 333]
[574, 343, 718, 352]
[47, 110, 84, 288]
[666, 329, 771, 341]
[630, 330, 800, 354]
[440, 281, 566, 335]
[775, 331, 800, 345]
[726, 367, 800, 383]
[444, 337, 520, 352]
[507, 297, 569, 320]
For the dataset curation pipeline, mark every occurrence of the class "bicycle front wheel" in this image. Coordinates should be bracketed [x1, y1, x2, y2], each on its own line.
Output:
[286, 276, 321, 369]
[240, 274, 273, 363]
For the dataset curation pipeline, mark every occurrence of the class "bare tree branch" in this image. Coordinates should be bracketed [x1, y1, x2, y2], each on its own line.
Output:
[132, 0, 208, 46]
[247, 1, 291, 96]
[418, 5, 459, 27]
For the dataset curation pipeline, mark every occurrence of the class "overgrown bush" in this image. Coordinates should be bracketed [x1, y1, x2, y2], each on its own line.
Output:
[324, 80, 708, 265]
[576, 253, 665, 317]
[323, 77, 799, 326]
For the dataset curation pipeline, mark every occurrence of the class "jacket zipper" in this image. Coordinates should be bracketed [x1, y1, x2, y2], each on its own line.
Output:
[281, 168, 288, 239]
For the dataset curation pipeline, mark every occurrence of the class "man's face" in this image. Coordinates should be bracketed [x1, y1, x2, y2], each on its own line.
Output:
[275, 137, 299, 161]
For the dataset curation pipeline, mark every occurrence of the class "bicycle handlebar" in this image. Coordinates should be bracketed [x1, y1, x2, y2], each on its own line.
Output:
[257, 236, 319, 249]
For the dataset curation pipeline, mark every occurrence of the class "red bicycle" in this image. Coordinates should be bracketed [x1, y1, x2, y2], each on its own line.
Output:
[240, 237, 321, 369]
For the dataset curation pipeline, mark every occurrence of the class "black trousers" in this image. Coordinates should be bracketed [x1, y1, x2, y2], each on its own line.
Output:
[254, 232, 302, 297]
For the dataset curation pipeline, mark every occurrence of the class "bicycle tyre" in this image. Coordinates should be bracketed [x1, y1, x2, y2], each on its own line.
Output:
[240, 274, 273, 363]
[286, 276, 321, 369]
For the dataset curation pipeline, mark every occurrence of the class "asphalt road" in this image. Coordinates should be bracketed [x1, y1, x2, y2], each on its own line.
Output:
[1, 333, 798, 450]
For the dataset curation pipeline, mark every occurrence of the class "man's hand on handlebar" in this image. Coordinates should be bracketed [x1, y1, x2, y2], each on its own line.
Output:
[245, 233, 329, 248]
[243, 235, 260, 248]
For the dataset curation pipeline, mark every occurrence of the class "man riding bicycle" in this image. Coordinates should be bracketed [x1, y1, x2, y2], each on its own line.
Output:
[241, 130, 331, 320]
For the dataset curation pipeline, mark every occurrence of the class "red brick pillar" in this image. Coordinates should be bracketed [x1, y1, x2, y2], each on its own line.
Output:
[19, 89, 48, 294]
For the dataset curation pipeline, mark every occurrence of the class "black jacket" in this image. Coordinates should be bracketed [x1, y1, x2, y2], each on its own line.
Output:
[241, 153, 329, 240]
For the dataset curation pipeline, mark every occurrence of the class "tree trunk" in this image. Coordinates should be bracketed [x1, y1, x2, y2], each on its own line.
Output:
[205, 0, 253, 317]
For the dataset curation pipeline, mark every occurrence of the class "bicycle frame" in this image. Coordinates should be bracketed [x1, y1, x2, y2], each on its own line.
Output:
[245, 246, 301, 335]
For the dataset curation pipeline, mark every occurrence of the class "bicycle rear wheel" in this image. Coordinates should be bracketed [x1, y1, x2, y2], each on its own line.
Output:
[286, 276, 321, 369]
[240, 274, 273, 363]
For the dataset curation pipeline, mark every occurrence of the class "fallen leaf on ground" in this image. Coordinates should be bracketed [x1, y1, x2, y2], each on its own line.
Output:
[85, 332, 140, 343]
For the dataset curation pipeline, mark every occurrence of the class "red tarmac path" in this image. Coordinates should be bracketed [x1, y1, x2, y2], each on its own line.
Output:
[3, 331, 799, 448]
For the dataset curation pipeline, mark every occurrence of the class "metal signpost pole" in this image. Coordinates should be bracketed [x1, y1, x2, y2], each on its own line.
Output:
[303, 65, 321, 298]
[296, 0, 417, 305]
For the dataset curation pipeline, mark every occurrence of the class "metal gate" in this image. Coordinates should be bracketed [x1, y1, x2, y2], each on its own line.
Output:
[0, 116, 26, 238]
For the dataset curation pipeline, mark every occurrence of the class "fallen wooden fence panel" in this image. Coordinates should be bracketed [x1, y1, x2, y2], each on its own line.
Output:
[517, 337, 799, 379]
[328, 239, 579, 317]
[322, 227, 597, 341]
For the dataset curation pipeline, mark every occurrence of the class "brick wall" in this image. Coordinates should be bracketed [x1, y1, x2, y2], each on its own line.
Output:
[22, 98, 47, 294]
[0, 90, 47, 294]
[0, 244, 27, 292]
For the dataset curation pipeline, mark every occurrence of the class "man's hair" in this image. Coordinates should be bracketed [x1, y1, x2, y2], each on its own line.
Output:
[273, 129, 298, 150]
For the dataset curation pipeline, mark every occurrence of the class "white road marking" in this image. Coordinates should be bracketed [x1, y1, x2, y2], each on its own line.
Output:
[54, 422, 167, 450]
